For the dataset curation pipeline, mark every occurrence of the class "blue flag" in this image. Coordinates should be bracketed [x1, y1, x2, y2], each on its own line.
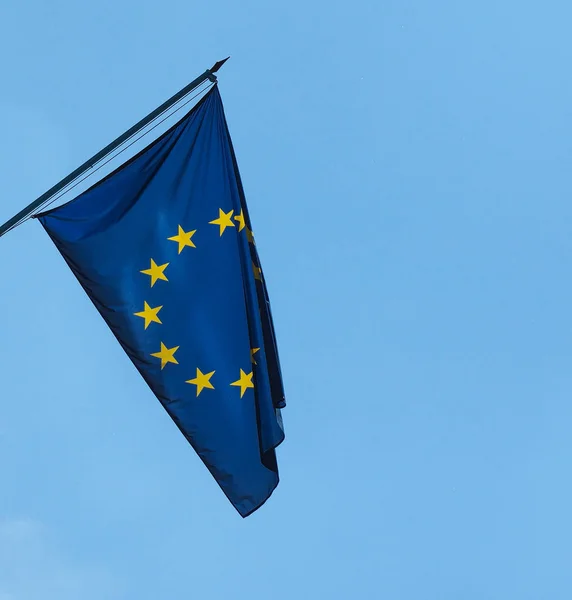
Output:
[36, 86, 286, 517]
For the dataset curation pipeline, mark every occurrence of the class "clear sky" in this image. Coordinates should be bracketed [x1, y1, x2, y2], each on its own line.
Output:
[1, 0, 572, 598]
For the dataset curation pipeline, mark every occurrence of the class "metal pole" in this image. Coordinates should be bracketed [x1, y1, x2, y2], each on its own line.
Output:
[0, 57, 229, 238]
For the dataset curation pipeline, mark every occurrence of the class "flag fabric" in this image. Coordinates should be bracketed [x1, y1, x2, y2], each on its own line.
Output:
[36, 86, 286, 517]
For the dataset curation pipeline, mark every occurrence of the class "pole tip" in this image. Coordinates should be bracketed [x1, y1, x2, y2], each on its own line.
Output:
[210, 57, 230, 73]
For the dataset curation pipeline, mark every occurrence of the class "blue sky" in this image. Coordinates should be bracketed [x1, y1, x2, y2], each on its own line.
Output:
[1, 0, 572, 598]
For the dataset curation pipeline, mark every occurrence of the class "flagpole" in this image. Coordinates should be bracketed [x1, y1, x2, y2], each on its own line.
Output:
[0, 57, 229, 239]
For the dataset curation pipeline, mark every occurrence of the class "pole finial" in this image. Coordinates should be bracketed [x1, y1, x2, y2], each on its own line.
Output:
[210, 57, 230, 74]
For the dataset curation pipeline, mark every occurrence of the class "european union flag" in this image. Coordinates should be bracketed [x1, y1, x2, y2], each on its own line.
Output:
[36, 86, 286, 517]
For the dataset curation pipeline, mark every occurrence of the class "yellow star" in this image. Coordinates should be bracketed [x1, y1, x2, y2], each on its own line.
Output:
[186, 368, 215, 396]
[168, 225, 197, 253]
[134, 301, 162, 329]
[252, 262, 262, 281]
[251, 348, 260, 364]
[209, 208, 235, 236]
[141, 259, 169, 287]
[230, 369, 254, 398]
[234, 210, 246, 232]
[246, 228, 255, 245]
[151, 342, 179, 370]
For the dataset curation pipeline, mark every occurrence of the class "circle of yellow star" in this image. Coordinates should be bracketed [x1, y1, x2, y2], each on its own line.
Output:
[209, 208, 235, 236]
[230, 369, 254, 398]
[134, 301, 163, 329]
[234, 210, 246, 232]
[168, 225, 197, 254]
[141, 259, 169, 287]
[252, 262, 262, 281]
[186, 368, 215, 396]
[151, 342, 179, 370]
